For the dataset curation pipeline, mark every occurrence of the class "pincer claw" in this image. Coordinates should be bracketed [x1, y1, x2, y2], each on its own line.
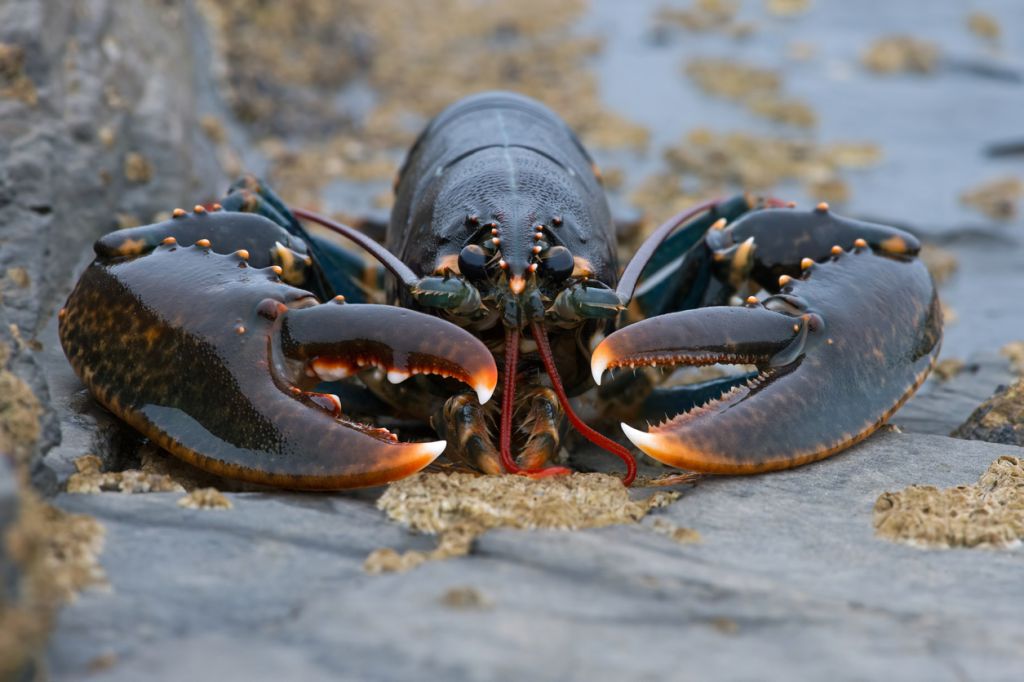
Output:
[594, 239, 941, 474]
[59, 242, 498, 490]
[281, 303, 498, 406]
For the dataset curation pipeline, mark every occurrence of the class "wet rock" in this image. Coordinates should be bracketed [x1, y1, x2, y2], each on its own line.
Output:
[46, 432, 1024, 680]
[0, 341, 48, 681]
[0, 457, 107, 682]
[0, 457, 33, 682]
[952, 378, 1024, 446]
[893, 352, 1016, 436]
[5, 1, 1023, 680]
[1, 1, 227, 677]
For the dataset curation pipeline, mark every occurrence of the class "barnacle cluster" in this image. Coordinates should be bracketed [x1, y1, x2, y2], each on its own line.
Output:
[364, 472, 684, 573]
[959, 176, 1023, 221]
[685, 58, 816, 129]
[874, 456, 1024, 549]
[0, 344, 105, 678]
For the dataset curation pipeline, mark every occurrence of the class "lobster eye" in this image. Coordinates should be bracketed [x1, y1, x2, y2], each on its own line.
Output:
[458, 244, 490, 281]
[540, 245, 574, 281]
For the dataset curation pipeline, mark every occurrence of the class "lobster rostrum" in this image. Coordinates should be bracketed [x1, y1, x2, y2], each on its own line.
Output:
[59, 92, 942, 489]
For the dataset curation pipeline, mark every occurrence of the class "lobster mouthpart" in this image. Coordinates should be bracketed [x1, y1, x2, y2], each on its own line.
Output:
[593, 244, 941, 474]
[59, 241, 498, 489]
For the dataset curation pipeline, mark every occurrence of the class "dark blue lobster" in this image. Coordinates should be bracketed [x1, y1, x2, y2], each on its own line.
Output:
[59, 92, 942, 488]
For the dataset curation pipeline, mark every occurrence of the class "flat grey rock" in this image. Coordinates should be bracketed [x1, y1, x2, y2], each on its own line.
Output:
[0, 1, 225, 675]
[894, 352, 1016, 436]
[48, 431, 1024, 682]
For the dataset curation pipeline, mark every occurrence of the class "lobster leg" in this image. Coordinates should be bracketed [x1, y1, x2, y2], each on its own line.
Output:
[220, 176, 383, 303]
[595, 208, 942, 474]
[517, 386, 564, 470]
[433, 386, 563, 474]
[631, 194, 757, 319]
[436, 393, 503, 475]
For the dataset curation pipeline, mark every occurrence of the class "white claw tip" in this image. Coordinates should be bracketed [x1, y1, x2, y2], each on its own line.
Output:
[621, 422, 660, 454]
[591, 356, 608, 386]
[420, 440, 447, 462]
[386, 369, 411, 384]
[475, 383, 495, 405]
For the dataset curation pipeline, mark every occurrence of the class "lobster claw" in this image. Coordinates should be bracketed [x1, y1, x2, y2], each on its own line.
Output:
[59, 241, 498, 490]
[279, 301, 497, 406]
[240, 300, 501, 488]
[593, 243, 942, 474]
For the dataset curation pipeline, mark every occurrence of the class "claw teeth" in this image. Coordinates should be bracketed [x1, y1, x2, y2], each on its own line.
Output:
[306, 392, 342, 417]
[591, 353, 609, 386]
[311, 359, 353, 381]
[387, 369, 411, 384]
[418, 440, 447, 462]
[475, 382, 495, 406]
[621, 423, 663, 457]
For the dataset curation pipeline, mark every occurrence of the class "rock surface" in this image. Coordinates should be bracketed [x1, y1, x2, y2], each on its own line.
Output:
[952, 377, 1024, 446]
[894, 352, 1017, 436]
[47, 432, 1024, 681]
[1, 1, 225, 676]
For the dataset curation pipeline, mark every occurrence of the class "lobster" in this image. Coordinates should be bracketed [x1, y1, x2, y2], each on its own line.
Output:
[59, 92, 942, 489]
